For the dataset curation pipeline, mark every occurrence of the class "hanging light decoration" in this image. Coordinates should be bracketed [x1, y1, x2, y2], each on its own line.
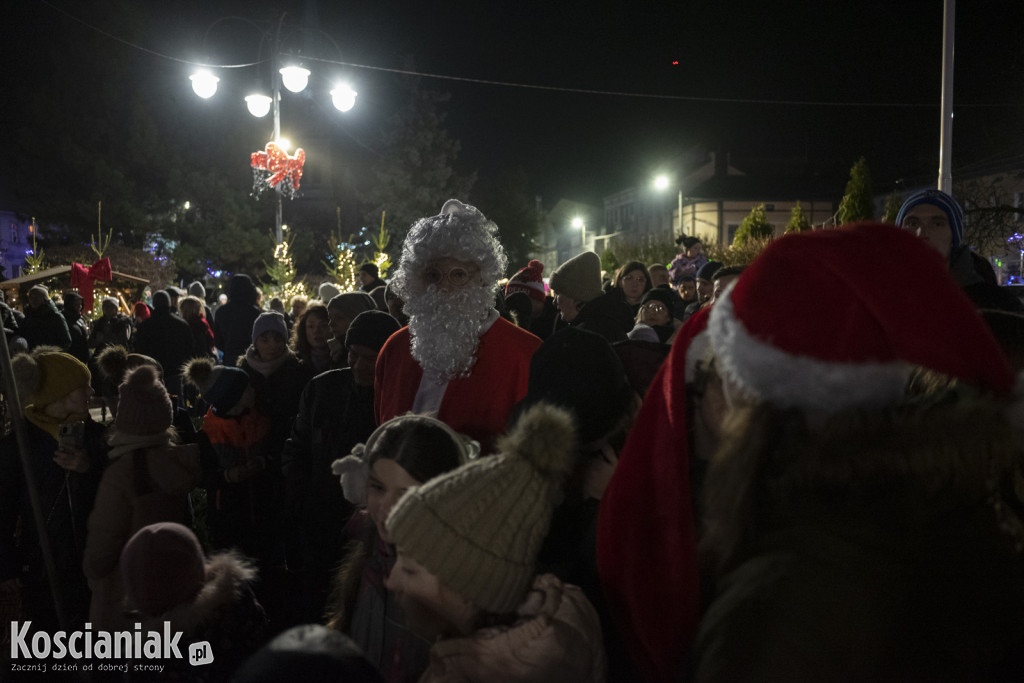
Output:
[279, 65, 310, 93]
[245, 93, 273, 117]
[330, 84, 357, 112]
[189, 71, 219, 98]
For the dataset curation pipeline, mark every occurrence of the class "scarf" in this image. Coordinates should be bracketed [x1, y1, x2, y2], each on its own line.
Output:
[107, 429, 173, 460]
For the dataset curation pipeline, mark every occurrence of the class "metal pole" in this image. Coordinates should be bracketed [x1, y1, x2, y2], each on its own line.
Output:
[0, 333, 67, 632]
[938, 0, 955, 193]
[273, 15, 284, 245]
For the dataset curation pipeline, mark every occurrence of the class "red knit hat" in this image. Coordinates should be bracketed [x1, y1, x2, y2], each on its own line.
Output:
[708, 222, 1014, 411]
[505, 259, 546, 303]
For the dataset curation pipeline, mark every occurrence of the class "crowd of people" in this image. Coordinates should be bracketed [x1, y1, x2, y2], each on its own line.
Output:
[1, 189, 1023, 681]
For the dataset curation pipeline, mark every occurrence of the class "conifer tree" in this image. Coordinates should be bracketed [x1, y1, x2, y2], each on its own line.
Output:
[784, 202, 812, 233]
[734, 204, 774, 247]
[837, 157, 875, 224]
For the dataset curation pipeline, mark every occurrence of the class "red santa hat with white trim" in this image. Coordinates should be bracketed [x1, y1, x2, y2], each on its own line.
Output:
[707, 222, 1014, 410]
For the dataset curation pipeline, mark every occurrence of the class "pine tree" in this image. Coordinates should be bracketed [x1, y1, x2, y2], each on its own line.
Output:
[882, 191, 903, 224]
[733, 204, 774, 247]
[784, 202, 812, 233]
[837, 157, 875, 224]
[264, 235, 307, 302]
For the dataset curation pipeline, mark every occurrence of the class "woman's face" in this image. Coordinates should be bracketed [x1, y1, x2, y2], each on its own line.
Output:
[619, 269, 647, 303]
[686, 243, 703, 259]
[255, 331, 286, 362]
[367, 458, 420, 544]
[640, 300, 671, 326]
[45, 384, 93, 420]
[305, 313, 330, 350]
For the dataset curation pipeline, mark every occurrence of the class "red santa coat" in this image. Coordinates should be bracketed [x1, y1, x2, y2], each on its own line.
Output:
[375, 316, 541, 453]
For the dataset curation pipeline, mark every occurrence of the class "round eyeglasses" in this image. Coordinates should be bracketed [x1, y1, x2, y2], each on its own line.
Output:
[642, 302, 668, 313]
[423, 264, 479, 288]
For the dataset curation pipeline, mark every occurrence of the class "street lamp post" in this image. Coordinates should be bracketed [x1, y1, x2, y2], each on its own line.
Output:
[189, 13, 358, 246]
[654, 174, 684, 239]
[572, 217, 587, 254]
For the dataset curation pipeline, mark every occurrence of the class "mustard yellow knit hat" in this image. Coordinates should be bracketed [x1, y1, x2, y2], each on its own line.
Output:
[12, 348, 91, 409]
[386, 402, 576, 614]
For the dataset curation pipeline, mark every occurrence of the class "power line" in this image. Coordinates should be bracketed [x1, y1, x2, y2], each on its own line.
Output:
[40, 0, 1024, 109]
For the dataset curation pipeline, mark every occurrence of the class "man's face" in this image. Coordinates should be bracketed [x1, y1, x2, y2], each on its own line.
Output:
[347, 344, 378, 387]
[649, 268, 670, 288]
[421, 257, 482, 293]
[65, 298, 82, 315]
[358, 271, 374, 286]
[101, 301, 117, 318]
[711, 275, 739, 304]
[677, 280, 697, 303]
[28, 291, 47, 310]
[901, 204, 953, 262]
[384, 552, 476, 640]
[327, 307, 352, 342]
[555, 293, 580, 322]
[695, 278, 713, 304]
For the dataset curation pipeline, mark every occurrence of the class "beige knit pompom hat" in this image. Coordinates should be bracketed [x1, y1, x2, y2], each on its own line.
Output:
[386, 402, 576, 614]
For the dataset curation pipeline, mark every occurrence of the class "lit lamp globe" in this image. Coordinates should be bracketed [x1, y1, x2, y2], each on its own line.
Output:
[190, 71, 219, 99]
[330, 84, 357, 112]
[279, 66, 310, 93]
[654, 175, 670, 191]
[245, 94, 272, 118]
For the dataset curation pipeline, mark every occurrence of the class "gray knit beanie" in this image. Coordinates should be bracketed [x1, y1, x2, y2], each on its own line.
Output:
[386, 403, 576, 614]
[549, 251, 603, 303]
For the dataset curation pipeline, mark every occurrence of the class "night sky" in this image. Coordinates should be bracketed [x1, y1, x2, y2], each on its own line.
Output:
[6, 0, 1024, 207]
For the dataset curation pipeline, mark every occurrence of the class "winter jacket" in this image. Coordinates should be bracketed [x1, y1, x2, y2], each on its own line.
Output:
[333, 511, 432, 683]
[239, 347, 312, 458]
[692, 399, 1024, 682]
[668, 253, 708, 283]
[0, 419, 107, 629]
[20, 298, 72, 350]
[83, 439, 201, 629]
[281, 368, 375, 597]
[199, 408, 281, 568]
[418, 574, 607, 683]
[214, 294, 262, 368]
[63, 310, 91, 364]
[88, 312, 132, 352]
[571, 292, 634, 344]
[126, 551, 268, 682]
[950, 245, 1024, 312]
[133, 309, 195, 397]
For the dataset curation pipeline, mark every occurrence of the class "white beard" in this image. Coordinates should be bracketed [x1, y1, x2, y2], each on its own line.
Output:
[405, 285, 494, 384]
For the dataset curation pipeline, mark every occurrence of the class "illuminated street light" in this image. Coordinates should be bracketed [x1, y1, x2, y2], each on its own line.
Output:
[279, 65, 310, 93]
[245, 93, 272, 118]
[572, 217, 587, 254]
[653, 175, 686, 237]
[331, 84, 358, 112]
[654, 175, 670, 191]
[189, 71, 219, 99]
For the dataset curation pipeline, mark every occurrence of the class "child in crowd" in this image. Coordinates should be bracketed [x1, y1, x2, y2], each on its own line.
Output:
[384, 402, 607, 682]
[668, 236, 708, 284]
[83, 365, 201, 630]
[327, 414, 475, 682]
[1, 348, 108, 632]
[120, 522, 267, 681]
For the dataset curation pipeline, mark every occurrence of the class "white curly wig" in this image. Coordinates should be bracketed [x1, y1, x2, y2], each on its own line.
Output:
[392, 199, 508, 300]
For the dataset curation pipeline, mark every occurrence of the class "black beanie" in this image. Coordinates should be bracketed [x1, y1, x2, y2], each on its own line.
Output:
[344, 310, 401, 352]
[640, 288, 677, 310]
[695, 260, 723, 281]
[513, 327, 633, 445]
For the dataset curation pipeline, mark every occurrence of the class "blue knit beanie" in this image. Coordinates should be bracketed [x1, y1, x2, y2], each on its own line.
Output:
[895, 189, 964, 251]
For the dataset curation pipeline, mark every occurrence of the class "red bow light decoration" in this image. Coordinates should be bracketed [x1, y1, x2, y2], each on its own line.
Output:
[70, 257, 112, 313]
[251, 142, 305, 199]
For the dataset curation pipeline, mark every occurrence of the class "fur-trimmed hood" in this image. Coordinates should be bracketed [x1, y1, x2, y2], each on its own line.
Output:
[139, 550, 258, 635]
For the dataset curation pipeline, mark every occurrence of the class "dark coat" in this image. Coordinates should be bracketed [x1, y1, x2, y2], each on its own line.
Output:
[20, 299, 71, 350]
[133, 309, 194, 397]
[87, 313, 132, 352]
[0, 419, 107, 629]
[572, 291, 635, 344]
[950, 246, 1024, 312]
[281, 369, 376, 620]
[213, 275, 261, 367]
[63, 311, 91, 364]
